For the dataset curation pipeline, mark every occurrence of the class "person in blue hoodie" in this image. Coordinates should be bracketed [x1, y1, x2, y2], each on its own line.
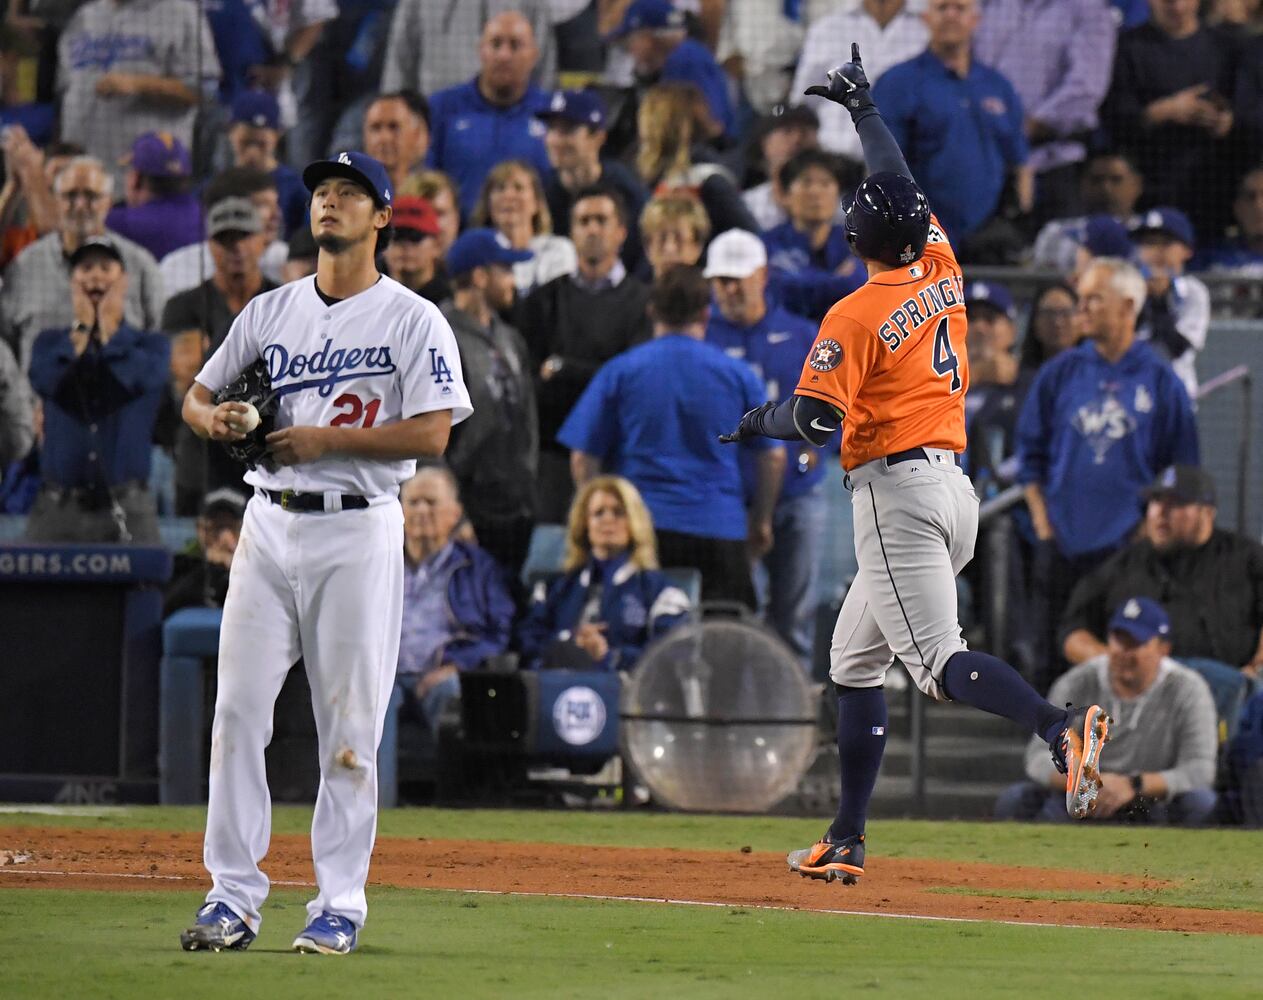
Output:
[1017, 256, 1199, 689]
[425, 11, 553, 218]
[395, 464, 516, 737]
[517, 475, 691, 672]
[703, 228, 827, 665]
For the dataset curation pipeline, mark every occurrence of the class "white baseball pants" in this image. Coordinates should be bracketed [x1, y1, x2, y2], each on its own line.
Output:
[829, 448, 978, 700]
[203, 493, 404, 931]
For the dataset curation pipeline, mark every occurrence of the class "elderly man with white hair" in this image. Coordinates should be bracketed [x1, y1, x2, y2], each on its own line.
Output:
[0, 155, 165, 371]
[1016, 257, 1199, 691]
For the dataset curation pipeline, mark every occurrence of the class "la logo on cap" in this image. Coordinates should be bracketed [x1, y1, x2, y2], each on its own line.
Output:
[338, 152, 352, 165]
[1146, 210, 1162, 228]
[551, 92, 566, 111]
[1124, 599, 1141, 619]
[973, 282, 988, 297]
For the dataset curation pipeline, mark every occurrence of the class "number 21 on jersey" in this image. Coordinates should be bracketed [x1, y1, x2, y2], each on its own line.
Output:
[931, 317, 962, 392]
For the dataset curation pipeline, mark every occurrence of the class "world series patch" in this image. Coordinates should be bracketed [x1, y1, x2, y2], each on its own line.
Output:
[809, 339, 843, 372]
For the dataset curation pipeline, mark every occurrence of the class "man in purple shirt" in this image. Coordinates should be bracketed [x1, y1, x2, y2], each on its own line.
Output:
[105, 132, 203, 261]
[974, 0, 1117, 223]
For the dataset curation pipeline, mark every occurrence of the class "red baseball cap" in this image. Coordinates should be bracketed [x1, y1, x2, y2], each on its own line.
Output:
[391, 196, 440, 237]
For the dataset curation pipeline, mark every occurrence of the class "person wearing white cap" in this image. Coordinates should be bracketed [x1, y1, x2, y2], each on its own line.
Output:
[704, 228, 825, 665]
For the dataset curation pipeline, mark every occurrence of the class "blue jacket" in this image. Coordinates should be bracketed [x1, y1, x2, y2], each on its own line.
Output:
[706, 302, 833, 500]
[1016, 340, 1199, 556]
[425, 78, 553, 217]
[433, 539, 517, 672]
[517, 553, 692, 671]
[762, 221, 865, 323]
[874, 49, 1028, 241]
[28, 323, 170, 488]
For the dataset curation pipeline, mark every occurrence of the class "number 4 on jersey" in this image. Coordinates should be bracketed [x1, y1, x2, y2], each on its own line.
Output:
[931, 317, 962, 392]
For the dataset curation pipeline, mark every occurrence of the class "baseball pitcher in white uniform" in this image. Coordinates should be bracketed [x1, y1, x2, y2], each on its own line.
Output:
[179, 152, 472, 955]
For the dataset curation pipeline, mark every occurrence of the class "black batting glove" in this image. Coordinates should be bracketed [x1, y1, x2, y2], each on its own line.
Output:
[718, 402, 775, 444]
[803, 42, 878, 125]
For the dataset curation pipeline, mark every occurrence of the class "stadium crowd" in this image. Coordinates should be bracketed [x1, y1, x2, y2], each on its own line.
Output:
[0, 0, 1260, 819]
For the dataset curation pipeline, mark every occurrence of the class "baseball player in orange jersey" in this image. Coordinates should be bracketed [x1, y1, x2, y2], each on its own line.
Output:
[721, 45, 1112, 883]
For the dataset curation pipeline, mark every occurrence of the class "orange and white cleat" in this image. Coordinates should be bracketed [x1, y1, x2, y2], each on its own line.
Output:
[1053, 704, 1112, 819]
[787, 833, 865, 884]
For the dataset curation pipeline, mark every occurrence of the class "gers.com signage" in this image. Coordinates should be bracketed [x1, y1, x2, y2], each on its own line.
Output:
[0, 550, 133, 577]
[0, 546, 171, 583]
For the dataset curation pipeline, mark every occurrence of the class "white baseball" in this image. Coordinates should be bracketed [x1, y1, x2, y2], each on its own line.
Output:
[233, 403, 261, 433]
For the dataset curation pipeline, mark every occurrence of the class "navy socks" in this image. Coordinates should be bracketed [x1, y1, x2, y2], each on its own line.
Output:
[942, 650, 1068, 746]
[828, 686, 888, 841]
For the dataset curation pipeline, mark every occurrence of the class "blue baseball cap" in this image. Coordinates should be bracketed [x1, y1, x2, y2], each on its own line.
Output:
[1079, 215, 1133, 259]
[446, 229, 533, 277]
[1131, 207, 1195, 250]
[1108, 597, 1172, 645]
[605, 0, 686, 41]
[964, 280, 1015, 318]
[231, 89, 280, 130]
[535, 89, 607, 130]
[302, 151, 392, 208]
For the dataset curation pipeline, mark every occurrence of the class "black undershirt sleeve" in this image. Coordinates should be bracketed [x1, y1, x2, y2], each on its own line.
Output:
[754, 394, 842, 446]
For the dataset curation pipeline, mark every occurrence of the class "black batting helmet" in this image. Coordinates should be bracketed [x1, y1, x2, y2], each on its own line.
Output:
[845, 172, 931, 268]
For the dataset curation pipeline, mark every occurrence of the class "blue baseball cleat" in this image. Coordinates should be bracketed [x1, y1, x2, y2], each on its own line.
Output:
[180, 901, 255, 952]
[293, 911, 358, 955]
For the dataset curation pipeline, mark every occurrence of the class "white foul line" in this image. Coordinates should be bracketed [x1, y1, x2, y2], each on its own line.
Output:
[0, 865, 1138, 932]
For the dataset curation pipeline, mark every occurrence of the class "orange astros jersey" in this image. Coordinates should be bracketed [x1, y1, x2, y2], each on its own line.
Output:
[795, 215, 969, 471]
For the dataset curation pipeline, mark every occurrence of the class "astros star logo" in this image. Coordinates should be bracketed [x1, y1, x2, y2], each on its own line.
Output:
[809, 339, 844, 372]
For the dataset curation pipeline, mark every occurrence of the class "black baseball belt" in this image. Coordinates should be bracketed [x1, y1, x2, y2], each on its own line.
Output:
[885, 447, 961, 466]
[258, 488, 370, 513]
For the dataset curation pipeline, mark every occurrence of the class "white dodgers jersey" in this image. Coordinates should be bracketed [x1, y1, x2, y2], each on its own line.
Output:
[195, 275, 473, 497]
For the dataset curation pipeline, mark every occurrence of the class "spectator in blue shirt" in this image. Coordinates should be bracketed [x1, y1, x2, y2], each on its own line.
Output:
[105, 132, 204, 262]
[762, 149, 865, 322]
[1018, 257, 1199, 689]
[559, 265, 786, 608]
[874, 0, 1031, 249]
[517, 475, 692, 671]
[704, 229, 825, 663]
[395, 464, 516, 738]
[426, 11, 552, 218]
[606, 0, 735, 140]
[226, 90, 308, 241]
[26, 238, 170, 543]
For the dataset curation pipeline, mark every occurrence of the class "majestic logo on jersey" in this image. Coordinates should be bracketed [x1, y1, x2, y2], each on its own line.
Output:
[809, 339, 843, 372]
[263, 341, 397, 397]
[1072, 392, 1137, 464]
[877, 275, 964, 353]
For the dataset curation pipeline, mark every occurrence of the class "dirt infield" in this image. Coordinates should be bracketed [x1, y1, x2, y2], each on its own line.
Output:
[2, 825, 1261, 935]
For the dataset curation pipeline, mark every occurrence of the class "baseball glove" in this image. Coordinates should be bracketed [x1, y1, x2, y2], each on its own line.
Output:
[211, 358, 279, 471]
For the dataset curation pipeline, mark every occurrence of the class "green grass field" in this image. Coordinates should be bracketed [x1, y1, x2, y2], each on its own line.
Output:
[2, 807, 1261, 999]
